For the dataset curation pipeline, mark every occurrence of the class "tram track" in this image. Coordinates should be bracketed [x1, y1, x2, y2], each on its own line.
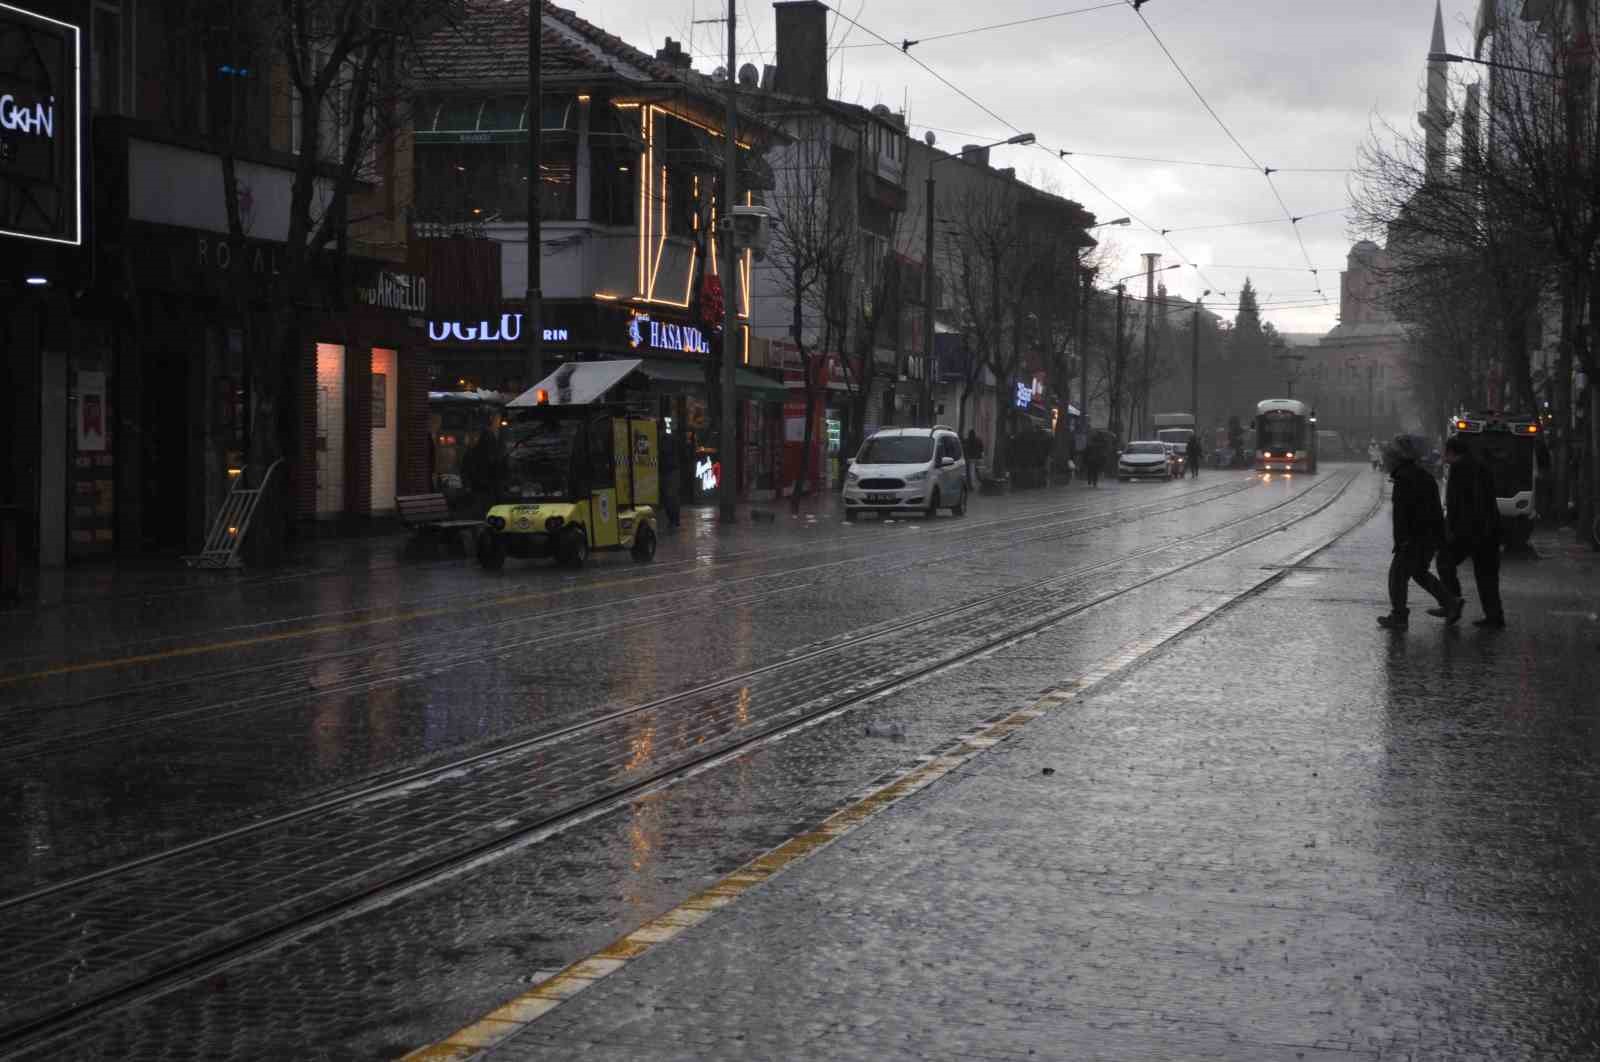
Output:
[0, 478, 1263, 749]
[0, 478, 1253, 682]
[0, 470, 1364, 1055]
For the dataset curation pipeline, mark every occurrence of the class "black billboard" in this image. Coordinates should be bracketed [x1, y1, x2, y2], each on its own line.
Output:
[0, 2, 80, 245]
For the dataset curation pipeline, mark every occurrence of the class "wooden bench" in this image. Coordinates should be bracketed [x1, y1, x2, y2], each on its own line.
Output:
[396, 493, 483, 546]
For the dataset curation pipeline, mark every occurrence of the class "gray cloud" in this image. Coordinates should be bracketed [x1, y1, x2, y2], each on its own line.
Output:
[579, 0, 1473, 333]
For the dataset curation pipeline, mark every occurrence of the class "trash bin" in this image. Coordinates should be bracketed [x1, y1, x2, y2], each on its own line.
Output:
[0, 504, 18, 601]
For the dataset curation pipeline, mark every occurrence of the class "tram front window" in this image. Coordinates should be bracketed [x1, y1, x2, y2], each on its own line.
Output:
[1258, 414, 1304, 452]
[504, 418, 582, 500]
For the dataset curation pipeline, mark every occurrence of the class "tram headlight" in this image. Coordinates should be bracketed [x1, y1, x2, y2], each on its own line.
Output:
[486, 516, 505, 530]
[545, 516, 565, 532]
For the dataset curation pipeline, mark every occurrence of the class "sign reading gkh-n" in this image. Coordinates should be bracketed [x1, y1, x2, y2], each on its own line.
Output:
[0, 1, 81, 245]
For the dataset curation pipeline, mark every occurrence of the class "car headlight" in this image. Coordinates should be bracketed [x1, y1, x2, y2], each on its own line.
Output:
[846, 470, 859, 483]
[905, 470, 928, 482]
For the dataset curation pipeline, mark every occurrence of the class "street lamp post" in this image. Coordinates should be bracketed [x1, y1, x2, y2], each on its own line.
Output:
[1428, 51, 1565, 81]
[1191, 289, 1209, 442]
[525, 0, 543, 390]
[718, 0, 739, 523]
[922, 132, 1034, 427]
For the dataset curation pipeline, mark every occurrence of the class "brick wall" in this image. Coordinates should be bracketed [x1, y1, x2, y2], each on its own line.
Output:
[398, 348, 433, 495]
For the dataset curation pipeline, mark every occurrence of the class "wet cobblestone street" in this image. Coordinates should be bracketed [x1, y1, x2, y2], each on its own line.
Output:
[3, 469, 1598, 1060]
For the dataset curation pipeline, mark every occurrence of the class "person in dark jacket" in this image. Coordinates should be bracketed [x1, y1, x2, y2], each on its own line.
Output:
[1379, 434, 1460, 630]
[1184, 435, 1203, 478]
[1428, 436, 1504, 627]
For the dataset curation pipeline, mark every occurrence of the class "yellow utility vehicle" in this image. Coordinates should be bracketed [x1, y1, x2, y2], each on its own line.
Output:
[478, 361, 661, 570]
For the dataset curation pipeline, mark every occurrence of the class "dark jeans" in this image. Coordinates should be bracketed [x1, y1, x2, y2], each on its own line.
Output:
[1388, 543, 1450, 614]
[1437, 539, 1503, 619]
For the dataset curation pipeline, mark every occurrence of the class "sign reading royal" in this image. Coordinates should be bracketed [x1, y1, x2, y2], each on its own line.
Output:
[0, 3, 81, 245]
[427, 314, 570, 344]
[628, 312, 710, 356]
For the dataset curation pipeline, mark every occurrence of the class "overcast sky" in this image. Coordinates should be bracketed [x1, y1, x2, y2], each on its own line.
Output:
[574, 0, 1479, 336]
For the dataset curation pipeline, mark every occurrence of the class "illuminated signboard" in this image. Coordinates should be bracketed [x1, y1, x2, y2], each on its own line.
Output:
[1014, 377, 1044, 409]
[0, 2, 81, 245]
[628, 312, 710, 356]
[427, 315, 570, 343]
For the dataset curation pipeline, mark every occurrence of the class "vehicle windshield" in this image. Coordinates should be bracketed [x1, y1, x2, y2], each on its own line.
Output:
[1126, 442, 1166, 455]
[1460, 434, 1536, 496]
[1156, 429, 1193, 447]
[1257, 413, 1306, 450]
[503, 417, 582, 500]
[857, 436, 935, 464]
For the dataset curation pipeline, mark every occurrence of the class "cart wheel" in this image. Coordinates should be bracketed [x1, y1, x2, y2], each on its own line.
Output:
[631, 526, 657, 563]
[477, 531, 506, 571]
[560, 528, 590, 568]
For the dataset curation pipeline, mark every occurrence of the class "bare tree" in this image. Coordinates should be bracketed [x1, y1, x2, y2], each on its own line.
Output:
[764, 116, 854, 509]
[1353, 4, 1600, 540]
[943, 182, 1023, 473]
[178, 0, 460, 559]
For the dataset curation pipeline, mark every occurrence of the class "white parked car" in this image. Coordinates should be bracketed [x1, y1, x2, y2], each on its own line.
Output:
[843, 426, 969, 521]
[1118, 441, 1174, 482]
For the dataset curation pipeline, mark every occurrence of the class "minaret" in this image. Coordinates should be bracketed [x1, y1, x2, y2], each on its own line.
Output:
[1420, 0, 1454, 181]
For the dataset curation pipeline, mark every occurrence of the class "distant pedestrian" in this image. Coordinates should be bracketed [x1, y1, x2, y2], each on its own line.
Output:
[1378, 434, 1460, 630]
[964, 430, 985, 487]
[1368, 439, 1382, 470]
[1429, 435, 1504, 628]
[1083, 437, 1102, 487]
[1184, 435, 1202, 478]
[659, 425, 682, 529]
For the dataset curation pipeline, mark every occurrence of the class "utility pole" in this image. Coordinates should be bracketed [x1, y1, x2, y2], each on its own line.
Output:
[1191, 290, 1208, 438]
[525, 0, 544, 389]
[1140, 253, 1158, 437]
[1078, 265, 1092, 438]
[922, 170, 936, 426]
[718, 0, 740, 523]
[1111, 284, 1125, 439]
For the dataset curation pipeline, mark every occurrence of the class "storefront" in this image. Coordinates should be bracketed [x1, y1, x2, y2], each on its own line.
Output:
[775, 341, 856, 494]
[297, 267, 433, 528]
[426, 298, 786, 504]
[2, 1, 87, 586]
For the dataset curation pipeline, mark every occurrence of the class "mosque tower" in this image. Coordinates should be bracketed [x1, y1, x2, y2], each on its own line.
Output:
[1420, 0, 1454, 181]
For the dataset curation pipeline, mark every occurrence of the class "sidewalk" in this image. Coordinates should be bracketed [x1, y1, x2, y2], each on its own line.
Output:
[455, 510, 1600, 1060]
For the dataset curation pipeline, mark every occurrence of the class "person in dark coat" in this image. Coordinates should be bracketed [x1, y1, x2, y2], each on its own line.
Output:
[659, 426, 682, 529]
[1379, 434, 1460, 629]
[1082, 435, 1101, 487]
[1429, 435, 1504, 627]
[1184, 435, 1203, 478]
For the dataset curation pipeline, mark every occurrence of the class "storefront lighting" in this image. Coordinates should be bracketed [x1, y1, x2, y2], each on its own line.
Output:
[226, 467, 243, 477]
[594, 292, 620, 301]
[24, 275, 47, 286]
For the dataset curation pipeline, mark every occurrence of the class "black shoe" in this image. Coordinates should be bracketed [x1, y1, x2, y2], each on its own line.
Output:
[1473, 615, 1507, 629]
[1426, 596, 1465, 624]
[1377, 613, 1409, 630]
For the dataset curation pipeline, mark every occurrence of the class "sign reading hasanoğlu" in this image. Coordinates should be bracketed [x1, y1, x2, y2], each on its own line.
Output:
[0, 2, 81, 246]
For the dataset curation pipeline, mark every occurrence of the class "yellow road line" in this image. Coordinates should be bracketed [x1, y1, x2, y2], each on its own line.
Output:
[399, 610, 1224, 1061]
[0, 572, 666, 688]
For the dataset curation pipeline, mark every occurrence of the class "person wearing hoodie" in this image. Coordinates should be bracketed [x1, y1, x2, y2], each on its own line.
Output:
[1428, 435, 1505, 628]
[1379, 434, 1461, 630]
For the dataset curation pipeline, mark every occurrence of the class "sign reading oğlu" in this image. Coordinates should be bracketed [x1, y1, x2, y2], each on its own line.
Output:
[0, 2, 81, 245]
[427, 315, 569, 344]
[628, 312, 710, 356]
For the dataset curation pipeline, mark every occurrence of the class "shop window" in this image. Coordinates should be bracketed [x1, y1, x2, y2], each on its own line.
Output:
[92, 1, 130, 116]
[590, 105, 639, 226]
[415, 141, 577, 223]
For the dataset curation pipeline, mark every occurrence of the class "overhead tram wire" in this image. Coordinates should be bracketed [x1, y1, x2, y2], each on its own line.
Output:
[822, 8, 1325, 315]
[1125, 1, 1332, 304]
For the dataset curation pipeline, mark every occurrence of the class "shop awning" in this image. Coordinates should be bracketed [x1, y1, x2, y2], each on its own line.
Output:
[637, 358, 789, 400]
[510, 359, 642, 406]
